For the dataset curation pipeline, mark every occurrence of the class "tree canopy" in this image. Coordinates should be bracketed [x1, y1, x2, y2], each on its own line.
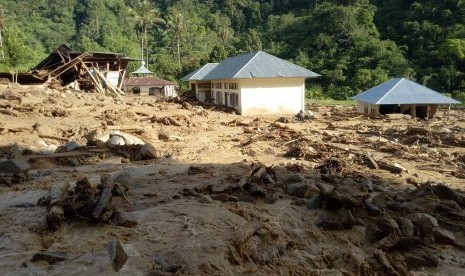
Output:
[0, 0, 464, 101]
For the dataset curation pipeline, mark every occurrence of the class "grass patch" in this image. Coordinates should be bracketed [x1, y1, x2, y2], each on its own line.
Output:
[306, 98, 356, 106]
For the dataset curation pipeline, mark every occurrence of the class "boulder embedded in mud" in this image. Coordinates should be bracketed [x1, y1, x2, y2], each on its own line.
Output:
[287, 182, 309, 198]
[137, 143, 157, 160]
[107, 135, 125, 146]
[108, 240, 128, 272]
[431, 227, 455, 245]
[412, 213, 438, 234]
[403, 251, 439, 269]
[112, 210, 137, 228]
[0, 159, 31, 174]
[110, 131, 145, 146]
[397, 217, 415, 237]
[31, 251, 69, 264]
[316, 207, 356, 230]
[153, 251, 185, 273]
[85, 130, 109, 146]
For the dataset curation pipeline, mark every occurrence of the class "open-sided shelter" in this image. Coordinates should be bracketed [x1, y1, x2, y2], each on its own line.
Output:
[352, 78, 461, 119]
[181, 51, 319, 115]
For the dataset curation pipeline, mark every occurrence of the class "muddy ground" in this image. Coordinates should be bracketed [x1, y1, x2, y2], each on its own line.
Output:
[1, 83, 465, 275]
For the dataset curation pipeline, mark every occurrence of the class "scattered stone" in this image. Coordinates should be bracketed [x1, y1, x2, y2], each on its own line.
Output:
[181, 102, 192, 110]
[108, 240, 128, 272]
[284, 174, 305, 184]
[412, 213, 438, 234]
[341, 178, 355, 186]
[46, 206, 65, 231]
[287, 181, 309, 198]
[431, 227, 455, 245]
[198, 195, 213, 204]
[397, 217, 415, 237]
[212, 193, 229, 202]
[362, 178, 374, 192]
[306, 194, 321, 210]
[403, 251, 439, 269]
[137, 143, 157, 160]
[0, 159, 31, 174]
[107, 135, 126, 146]
[277, 117, 289, 123]
[31, 251, 69, 264]
[316, 207, 356, 230]
[316, 182, 335, 194]
[61, 141, 80, 152]
[112, 210, 137, 228]
[158, 130, 170, 141]
[153, 251, 184, 273]
[238, 118, 254, 126]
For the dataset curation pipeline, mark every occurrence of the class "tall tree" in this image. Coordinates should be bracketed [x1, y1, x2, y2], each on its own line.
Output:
[0, 5, 6, 60]
[166, 8, 185, 67]
[129, 0, 165, 65]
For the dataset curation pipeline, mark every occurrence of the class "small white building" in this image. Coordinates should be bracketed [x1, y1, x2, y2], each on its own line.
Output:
[181, 51, 319, 115]
[123, 76, 177, 97]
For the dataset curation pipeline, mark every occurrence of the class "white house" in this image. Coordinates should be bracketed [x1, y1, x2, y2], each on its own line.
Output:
[352, 78, 460, 119]
[181, 51, 319, 115]
[123, 76, 177, 97]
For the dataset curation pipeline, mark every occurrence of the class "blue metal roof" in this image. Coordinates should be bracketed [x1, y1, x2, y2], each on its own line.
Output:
[204, 51, 319, 80]
[180, 63, 219, 81]
[352, 78, 461, 105]
[186, 51, 319, 81]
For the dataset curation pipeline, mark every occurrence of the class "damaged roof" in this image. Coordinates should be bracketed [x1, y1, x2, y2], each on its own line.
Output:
[123, 77, 177, 87]
[352, 78, 461, 105]
[180, 63, 219, 81]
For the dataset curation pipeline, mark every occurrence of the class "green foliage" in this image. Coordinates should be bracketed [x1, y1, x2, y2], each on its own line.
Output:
[0, 0, 463, 101]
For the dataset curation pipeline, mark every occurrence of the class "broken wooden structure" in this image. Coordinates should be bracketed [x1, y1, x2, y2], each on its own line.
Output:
[0, 45, 137, 97]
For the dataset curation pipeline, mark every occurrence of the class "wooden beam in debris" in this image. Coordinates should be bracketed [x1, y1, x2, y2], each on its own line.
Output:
[80, 62, 104, 94]
[92, 66, 124, 100]
[118, 70, 126, 90]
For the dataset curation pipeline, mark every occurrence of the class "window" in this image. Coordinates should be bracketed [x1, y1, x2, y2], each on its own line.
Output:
[229, 83, 238, 90]
[229, 93, 239, 107]
[216, 91, 223, 104]
[214, 83, 222, 89]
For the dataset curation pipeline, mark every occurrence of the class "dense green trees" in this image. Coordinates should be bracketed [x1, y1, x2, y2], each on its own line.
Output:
[0, 0, 464, 101]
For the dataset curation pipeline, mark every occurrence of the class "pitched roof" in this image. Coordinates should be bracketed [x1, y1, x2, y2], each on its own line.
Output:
[123, 77, 177, 87]
[180, 63, 218, 81]
[352, 78, 461, 105]
[131, 64, 153, 75]
[203, 51, 320, 80]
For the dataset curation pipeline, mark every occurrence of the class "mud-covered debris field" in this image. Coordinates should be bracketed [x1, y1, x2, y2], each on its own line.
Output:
[1, 83, 465, 275]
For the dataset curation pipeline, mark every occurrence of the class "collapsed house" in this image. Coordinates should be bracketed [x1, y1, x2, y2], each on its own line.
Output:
[352, 78, 461, 119]
[0, 45, 137, 96]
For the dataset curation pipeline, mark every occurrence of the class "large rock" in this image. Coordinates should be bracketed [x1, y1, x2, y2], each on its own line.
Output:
[431, 227, 455, 245]
[137, 143, 157, 160]
[112, 210, 137, 228]
[0, 159, 30, 174]
[287, 182, 309, 198]
[31, 251, 69, 264]
[107, 135, 126, 146]
[109, 131, 145, 146]
[316, 207, 356, 230]
[152, 251, 185, 273]
[397, 217, 415, 237]
[412, 213, 438, 234]
[108, 240, 128, 272]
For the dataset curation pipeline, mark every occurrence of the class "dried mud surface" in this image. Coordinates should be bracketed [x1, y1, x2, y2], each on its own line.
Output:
[1, 84, 465, 275]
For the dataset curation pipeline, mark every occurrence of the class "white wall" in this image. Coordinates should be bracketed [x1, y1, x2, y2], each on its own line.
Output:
[239, 78, 305, 115]
[124, 85, 177, 96]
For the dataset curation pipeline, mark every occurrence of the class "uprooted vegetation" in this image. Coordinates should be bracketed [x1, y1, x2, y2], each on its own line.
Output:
[1, 84, 465, 275]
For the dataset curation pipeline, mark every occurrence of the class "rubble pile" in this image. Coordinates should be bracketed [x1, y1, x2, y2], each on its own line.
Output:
[38, 173, 136, 231]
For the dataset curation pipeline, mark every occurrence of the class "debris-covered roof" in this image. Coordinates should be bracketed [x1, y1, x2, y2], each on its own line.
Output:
[202, 51, 319, 80]
[352, 78, 461, 105]
[180, 63, 219, 81]
[123, 77, 177, 87]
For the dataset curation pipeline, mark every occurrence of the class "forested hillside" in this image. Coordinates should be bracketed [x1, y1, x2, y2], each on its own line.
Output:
[0, 0, 464, 101]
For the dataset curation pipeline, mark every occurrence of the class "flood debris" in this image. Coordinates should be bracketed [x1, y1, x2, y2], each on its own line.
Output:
[39, 174, 135, 231]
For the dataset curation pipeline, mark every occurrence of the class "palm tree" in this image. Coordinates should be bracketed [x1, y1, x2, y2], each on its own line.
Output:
[0, 6, 7, 60]
[167, 9, 185, 66]
[129, 0, 165, 66]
